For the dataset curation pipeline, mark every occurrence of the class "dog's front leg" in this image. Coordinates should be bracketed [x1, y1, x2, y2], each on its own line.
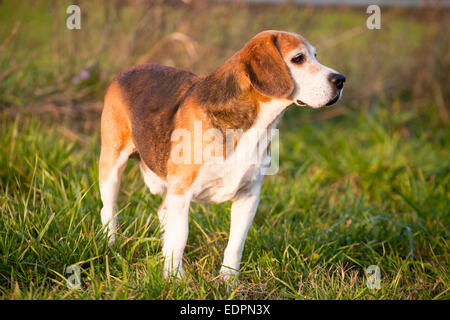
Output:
[158, 192, 191, 279]
[220, 183, 262, 280]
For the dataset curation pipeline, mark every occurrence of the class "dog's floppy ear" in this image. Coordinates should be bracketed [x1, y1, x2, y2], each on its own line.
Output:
[239, 33, 294, 99]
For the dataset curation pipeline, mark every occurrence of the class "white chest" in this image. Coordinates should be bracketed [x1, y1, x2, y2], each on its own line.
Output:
[191, 99, 289, 203]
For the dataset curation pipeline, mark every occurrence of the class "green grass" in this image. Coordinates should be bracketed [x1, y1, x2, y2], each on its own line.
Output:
[0, 103, 448, 299]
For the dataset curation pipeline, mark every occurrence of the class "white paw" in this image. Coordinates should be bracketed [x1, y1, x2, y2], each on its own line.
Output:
[107, 234, 116, 246]
[219, 266, 239, 281]
[164, 264, 185, 280]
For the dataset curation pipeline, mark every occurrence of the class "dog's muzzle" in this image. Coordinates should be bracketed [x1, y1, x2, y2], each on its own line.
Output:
[329, 73, 346, 90]
[326, 73, 346, 106]
[325, 92, 341, 106]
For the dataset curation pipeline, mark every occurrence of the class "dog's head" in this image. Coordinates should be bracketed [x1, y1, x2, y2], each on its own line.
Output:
[240, 30, 345, 108]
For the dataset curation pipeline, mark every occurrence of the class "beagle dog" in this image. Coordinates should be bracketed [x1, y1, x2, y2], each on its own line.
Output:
[99, 30, 345, 279]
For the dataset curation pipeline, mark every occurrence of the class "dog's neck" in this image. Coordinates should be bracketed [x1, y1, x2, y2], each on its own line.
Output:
[193, 57, 292, 135]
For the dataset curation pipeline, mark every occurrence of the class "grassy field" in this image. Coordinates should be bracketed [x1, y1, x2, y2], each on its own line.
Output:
[0, 1, 449, 299]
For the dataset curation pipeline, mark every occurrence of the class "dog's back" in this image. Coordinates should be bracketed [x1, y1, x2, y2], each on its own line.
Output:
[103, 64, 198, 178]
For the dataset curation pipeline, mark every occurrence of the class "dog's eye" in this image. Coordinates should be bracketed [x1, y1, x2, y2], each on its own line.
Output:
[291, 53, 306, 64]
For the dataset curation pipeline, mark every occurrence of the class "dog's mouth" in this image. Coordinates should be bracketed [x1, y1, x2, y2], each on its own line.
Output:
[325, 92, 340, 106]
[296, 99, 308, 106]
[296, 91, 342, 107]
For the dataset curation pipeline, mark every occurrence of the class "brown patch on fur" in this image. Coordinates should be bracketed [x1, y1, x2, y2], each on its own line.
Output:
[117, 64, 199, 179]
[272, 31, 304, 57]
[99, 81, 135, 185]
[239, 32, 294, 99]
[193, 55, 259, 136]
[166, 99, 212, 194]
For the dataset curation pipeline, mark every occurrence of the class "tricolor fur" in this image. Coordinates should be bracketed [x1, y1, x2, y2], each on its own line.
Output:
[99, 30, 345, 279]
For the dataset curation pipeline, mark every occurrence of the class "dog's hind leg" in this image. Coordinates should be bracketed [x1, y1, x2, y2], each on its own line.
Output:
[158, 191, 191, 278]
[99, 147, 131, 245]
[99, 81, 134, 245]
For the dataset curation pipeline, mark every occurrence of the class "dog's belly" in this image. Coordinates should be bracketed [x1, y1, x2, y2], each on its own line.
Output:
[139, 155, 267, 202]
[191, 158, 266, 203]
[140, 162, 166, 195]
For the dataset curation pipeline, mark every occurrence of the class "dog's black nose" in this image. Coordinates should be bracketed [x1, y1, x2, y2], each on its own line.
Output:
[329, 73, 346, 90]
